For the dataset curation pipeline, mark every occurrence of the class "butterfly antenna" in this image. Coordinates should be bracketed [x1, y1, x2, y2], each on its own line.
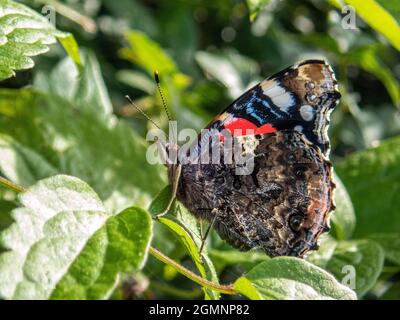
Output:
[154, 70, 173, 121]
[124, 95, 164, 132]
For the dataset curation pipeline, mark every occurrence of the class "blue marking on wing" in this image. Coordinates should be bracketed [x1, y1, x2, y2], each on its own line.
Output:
[245, 93, 264, 123]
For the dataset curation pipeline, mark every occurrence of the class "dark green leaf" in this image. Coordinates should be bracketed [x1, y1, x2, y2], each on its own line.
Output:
[326, 239, 384, 297]
[335, 137, 400, 237]
[368, 233, 400, 266]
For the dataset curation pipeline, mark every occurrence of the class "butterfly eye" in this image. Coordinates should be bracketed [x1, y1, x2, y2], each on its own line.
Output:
[289, 214, 304, 232]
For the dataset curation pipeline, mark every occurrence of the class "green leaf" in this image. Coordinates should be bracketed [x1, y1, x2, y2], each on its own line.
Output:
[116, 70, 156, 95]
[158, 215, 220, 300]
[0, 0, 80, 81]
[335, 136, 400, 237]
[0, 87, 166, 213]
[150, 186, 219, 300]
[0, 134, 57, 186]
[326, 239, 384, 297]
[233, 276, 262, 300]
[343, 0, 400, 51]
[346, 44, 400, 109]
[330, 173, 356, 240]
[50, 206, 152, 299]
[247, 0, 273, 22]
[195, 50, 259, 99]
[368, 233, 400, 266]
[239, 257, 356, 300]
[120, 30, 179, 78]
[56, 33, 81, 68]
[306, 235, 338, 268]
[0, 175, 152, 299]
[34, 52, 112, 115]
[209, 249, 269, 270]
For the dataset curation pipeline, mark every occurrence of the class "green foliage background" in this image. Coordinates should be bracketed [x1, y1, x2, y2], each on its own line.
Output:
[0, 0, 399, 300]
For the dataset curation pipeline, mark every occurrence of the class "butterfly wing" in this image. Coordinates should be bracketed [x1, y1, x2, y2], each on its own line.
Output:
[174, 60, 340, 257]
[176, 131, 334, 257]
[205, 59, 340, 158]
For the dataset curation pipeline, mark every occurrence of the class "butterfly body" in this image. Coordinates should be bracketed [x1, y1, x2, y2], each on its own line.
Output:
[165, 59, 340, 257]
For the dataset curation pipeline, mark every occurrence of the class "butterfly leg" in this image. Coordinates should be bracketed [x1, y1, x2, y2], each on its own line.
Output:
[155, 164, 182, 219]
[199, 209, 219, 255]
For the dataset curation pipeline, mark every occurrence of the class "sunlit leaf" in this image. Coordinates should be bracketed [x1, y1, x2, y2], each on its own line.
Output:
[238, 257, 357, 300]
[0, 175, 153, 299]
[0, 0, 80, 81]
[0, 134, 57, 186]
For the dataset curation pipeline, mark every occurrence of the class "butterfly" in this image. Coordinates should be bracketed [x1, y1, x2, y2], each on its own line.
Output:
[157, 59, 340, 258]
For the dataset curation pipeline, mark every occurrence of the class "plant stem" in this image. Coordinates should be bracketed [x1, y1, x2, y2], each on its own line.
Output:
[148, 246, 236, 295]
[0, 176, 237, 296]
[0, 176, 26, 193]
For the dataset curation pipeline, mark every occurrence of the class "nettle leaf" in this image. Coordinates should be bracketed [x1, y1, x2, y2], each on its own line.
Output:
[335, 136, 400, 237]
[326, 239, 384, 297]
[330, 173, 356, 240]
[0, 175, 152, 299]
[368, 233, 400, 266]
[0, 0, 80, 81]
[0, 134, 57, 186]
[149, 187, 220, 300]
[235, 257, 356, 300]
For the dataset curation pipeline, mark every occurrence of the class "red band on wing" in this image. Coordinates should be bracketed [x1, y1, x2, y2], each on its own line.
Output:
[220, 118, 276, 140]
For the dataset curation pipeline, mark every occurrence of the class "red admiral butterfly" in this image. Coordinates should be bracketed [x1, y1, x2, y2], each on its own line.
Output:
[158, 59, 340, 258]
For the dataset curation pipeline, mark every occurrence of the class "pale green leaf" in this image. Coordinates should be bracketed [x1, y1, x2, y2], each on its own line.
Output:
[0, 134, 57, 186]
[241, 257, 357, 300]
[0, 175, 152, 299]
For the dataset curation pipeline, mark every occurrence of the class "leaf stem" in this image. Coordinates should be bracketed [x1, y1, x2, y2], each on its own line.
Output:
[0, 176, 26, 193]
[0, 176, 236, 295]
[148, 246, 236, 295]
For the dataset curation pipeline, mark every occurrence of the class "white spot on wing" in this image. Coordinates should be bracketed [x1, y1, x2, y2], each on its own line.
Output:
[261, 80, 295, 112]
[294, 125, 303, 133]
[299, 104, 315, 121]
